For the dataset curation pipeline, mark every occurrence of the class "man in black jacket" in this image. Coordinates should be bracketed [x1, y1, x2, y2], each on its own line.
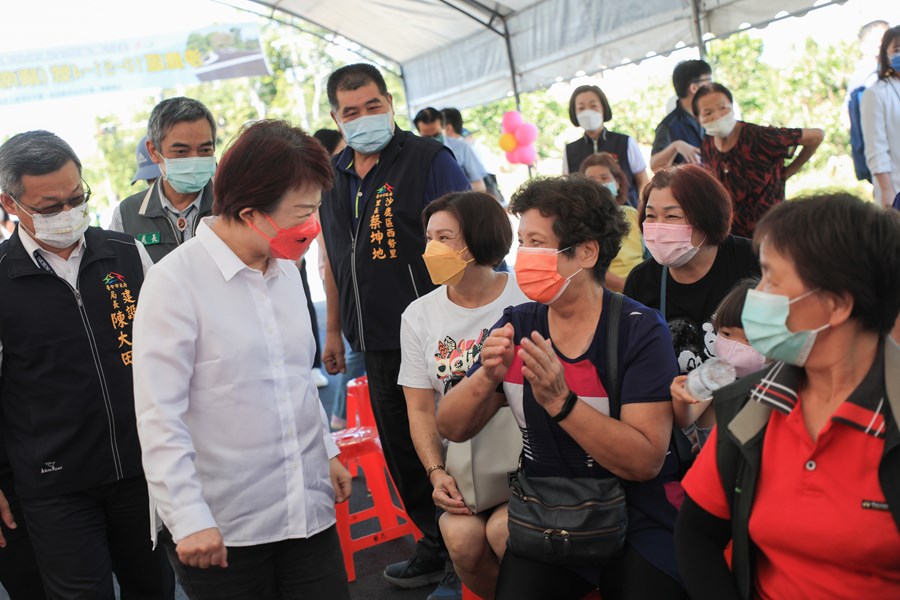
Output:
[0, 131, 165, 599]
[320, 64, 469, 598]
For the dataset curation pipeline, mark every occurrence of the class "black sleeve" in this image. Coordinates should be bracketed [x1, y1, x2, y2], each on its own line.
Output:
[674, 494, 742, 600]
[651, 121, 672, 156]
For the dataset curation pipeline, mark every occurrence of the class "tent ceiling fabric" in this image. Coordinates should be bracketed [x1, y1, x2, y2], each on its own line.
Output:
[249, 0, 842, 112]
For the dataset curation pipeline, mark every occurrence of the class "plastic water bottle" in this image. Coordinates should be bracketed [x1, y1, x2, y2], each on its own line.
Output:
[686, 358, 736, 401]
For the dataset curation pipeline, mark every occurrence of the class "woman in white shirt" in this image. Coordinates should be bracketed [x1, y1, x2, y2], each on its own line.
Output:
[133, 120, 351, 599]
[399, 192, 527, 599]
[861, 26, 900, 207]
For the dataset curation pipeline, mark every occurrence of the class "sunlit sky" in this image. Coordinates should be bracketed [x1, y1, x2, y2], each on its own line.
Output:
[0, 0, 895, 157]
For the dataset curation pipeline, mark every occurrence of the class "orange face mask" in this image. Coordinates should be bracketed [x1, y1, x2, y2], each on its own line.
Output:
[422, 240, 473, 286]
[514, 246, 582, 304]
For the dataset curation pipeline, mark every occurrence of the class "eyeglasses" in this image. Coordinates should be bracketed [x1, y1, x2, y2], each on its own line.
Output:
[8, 181, 91, 216]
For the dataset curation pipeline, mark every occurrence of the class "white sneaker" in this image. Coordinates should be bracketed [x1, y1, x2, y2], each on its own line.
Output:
[312, 368, 329, 388]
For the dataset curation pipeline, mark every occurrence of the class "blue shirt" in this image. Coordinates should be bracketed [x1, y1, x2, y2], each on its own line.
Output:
[335, 140, 470, 230]
[444, 136, 488, 183]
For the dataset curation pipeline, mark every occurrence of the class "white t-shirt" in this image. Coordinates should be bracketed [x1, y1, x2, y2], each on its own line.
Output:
[399, 273, 528, 405]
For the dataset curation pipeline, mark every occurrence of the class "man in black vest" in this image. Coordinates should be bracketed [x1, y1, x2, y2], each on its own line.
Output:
[320, 64, 469, 599]
[0, 131, 166, 598]
[109, 97, 216, 263]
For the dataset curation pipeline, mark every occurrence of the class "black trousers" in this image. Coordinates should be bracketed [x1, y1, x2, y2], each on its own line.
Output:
[363, 349, 443, 562]
[161, 525, 350, 600]
[0, 475, 45, 599]
[496, 543, 688, 600]
[20, 476, 168, 600]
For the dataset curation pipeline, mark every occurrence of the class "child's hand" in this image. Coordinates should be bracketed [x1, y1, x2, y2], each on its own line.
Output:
[671, 375, 702, 407]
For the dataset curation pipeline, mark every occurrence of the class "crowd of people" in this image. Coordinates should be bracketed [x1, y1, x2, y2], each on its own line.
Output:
[0, 20, 896, 600]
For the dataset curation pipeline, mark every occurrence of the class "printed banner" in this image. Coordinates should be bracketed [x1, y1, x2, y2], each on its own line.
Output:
[0, 22, 270, 106]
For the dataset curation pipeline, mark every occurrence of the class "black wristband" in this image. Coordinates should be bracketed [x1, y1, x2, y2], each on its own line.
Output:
[552, 391, 578, 423]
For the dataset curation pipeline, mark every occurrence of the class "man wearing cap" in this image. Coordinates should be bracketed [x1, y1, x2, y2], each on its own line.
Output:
[131, 135, 161, 187]
[109, 97, 216, 263]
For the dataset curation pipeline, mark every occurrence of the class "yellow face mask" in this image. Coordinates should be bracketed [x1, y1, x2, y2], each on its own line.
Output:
[422, 240, 473, 286]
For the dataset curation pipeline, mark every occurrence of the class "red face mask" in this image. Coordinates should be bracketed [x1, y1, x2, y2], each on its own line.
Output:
[248, 213, 321, 261]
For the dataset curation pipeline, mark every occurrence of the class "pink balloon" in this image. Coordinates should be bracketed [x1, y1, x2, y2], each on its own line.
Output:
[501, 111, 523, 134]
[505, 150, 519, 164]
[513, 144, 536, 165]
[514, 122, 538, 145]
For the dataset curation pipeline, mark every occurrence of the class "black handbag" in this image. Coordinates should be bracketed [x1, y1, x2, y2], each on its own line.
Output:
[506, 292, 629, 566]
[506, 470, 627, 565]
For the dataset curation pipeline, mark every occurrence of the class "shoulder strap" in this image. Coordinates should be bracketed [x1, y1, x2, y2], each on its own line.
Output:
[605, 291, 624, 420]
[659, 266, 668, 319]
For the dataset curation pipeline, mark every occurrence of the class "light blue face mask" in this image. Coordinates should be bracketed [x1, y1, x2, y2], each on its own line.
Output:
[162, 156, 216, 194]
[340, 111, 394, 155]
[603, 181, 618, 197]
[741, 288, 829, 367]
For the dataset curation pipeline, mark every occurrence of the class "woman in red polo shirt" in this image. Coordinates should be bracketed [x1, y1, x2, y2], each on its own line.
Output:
[674, 192, 900, 600]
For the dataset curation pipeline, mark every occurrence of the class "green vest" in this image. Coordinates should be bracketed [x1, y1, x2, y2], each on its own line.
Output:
[118, 180, 213, 263]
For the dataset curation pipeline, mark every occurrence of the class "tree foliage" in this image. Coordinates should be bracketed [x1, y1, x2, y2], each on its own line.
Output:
[83, 25, 865, 210]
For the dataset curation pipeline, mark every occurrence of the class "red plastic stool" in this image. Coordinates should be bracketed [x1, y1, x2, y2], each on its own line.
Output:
[346, 376, 376, 428]
[332, 426, 422, 582]
[344, 376, 375, 477]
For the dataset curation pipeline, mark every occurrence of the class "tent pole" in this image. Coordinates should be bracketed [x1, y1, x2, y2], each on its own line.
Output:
[690, 0, 707, 59]
[501, 17, 522, 112]
[399, 65, 414, 125]
[502, 16, 532, 177]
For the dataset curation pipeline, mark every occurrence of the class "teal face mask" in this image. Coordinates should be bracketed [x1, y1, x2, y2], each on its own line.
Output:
[603, 181, 618, 197]
[162, 156, 216, 194]
[741, 288, 829, 367]
[340, 111, 394, 155]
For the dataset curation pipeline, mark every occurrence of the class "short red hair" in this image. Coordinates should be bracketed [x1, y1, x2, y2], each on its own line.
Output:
[214, 120, 333, 221]
[639, 164, 733, 245]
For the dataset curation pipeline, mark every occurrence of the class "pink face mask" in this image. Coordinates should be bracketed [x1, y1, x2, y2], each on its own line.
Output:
[643, 222, 702, 268]
[714, 333, 766, 378]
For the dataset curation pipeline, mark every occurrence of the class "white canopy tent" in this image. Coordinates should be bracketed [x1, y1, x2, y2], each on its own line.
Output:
[242, 0, 846, 112]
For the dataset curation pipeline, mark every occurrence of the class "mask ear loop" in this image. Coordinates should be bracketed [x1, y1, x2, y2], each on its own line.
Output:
[244, 212, 280, 242]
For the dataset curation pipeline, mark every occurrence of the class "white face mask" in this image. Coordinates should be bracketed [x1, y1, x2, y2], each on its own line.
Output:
[30, 203, 91, 248]
[703, 111, 737, 138]
[576, 109, 604, 132]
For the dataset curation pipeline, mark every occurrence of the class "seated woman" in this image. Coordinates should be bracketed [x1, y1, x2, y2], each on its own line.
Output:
[693, 83, 823, 238]
[400, 191, 527, 599]
[675, 192, 900, 599]
[133, 120, 352, 599]
[579, 152, 645, 292]
[624, 164, 760, 372]
[562, 85, 649, 206]
[437, 176, 687, 600]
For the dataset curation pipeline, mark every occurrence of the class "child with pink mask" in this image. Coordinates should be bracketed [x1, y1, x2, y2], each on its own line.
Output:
[671, 278, 766, 451]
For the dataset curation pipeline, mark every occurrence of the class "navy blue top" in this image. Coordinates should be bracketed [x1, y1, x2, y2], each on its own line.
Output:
[335, 141, 470, 230]
[469, 289, 683, 583]
[651, 103, 703, 164]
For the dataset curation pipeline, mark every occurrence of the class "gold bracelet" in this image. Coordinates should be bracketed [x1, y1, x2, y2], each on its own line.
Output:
[426, 464, 446, 476]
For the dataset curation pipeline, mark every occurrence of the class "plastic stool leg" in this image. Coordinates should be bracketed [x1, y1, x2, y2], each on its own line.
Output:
[334, 493, 357, 582]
